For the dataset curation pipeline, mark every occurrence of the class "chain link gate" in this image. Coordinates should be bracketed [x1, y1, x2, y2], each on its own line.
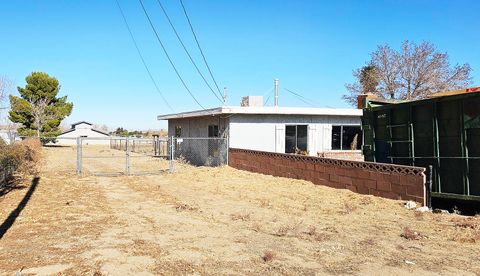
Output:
[19, 136, 228, 176]
[74, 136, 228, 176]
[76, 137, 172, 176]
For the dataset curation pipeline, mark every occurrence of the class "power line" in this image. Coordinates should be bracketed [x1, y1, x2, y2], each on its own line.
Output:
[262, 87, 273, 106]
[156, 0, 222, 103]
[179, 0, 223, 98]
[115, 0, 174, 112]
[284, 88, 323, 107]
[138, 0, 205, 109]
[264, 94, 271, 106]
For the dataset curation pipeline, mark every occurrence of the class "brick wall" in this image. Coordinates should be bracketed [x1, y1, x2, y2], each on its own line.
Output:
[229, 148, 426, 205]
[317, 151, 364, 161]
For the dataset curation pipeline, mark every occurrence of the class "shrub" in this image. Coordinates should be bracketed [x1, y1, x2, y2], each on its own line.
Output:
[0, 138, 42, 182]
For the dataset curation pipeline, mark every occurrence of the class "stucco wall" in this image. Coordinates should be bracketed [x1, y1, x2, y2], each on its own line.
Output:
[168, 116, 229, 138]
[165, 114, 362, 157]
[229, 114, 361, 156]
[168, 116, 229, 165]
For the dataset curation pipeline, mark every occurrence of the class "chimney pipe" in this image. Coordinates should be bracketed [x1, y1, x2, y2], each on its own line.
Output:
[274, 78, 279, 107]
[223, 87, 227, 106]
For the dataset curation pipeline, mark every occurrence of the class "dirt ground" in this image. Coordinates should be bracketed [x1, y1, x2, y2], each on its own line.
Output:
[1, 146, 480, 275]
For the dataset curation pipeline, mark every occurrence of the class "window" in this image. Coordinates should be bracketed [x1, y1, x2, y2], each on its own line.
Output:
[208, 125, 219, 137]
[208, 125, 220, 157]
[285, 125, 308, 154]
[331, 125, 362, 150]
[175, 126, 182, 137]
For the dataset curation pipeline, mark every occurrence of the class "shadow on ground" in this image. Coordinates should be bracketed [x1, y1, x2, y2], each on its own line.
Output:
[0, 180, 28, 198]
[0, 177, 40, 239]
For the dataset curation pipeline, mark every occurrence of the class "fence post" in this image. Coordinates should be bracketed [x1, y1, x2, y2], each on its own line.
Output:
[76, 137, 82, 175]
[428, 165, 433, 208]
[169, 137, 175, 173]
[126, 137, 130, 175]
[226, 137, 229, 166]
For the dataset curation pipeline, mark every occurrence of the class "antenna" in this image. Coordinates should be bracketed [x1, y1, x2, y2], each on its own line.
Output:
[274, 78, 279, 107]
[223, 87, 227, 106]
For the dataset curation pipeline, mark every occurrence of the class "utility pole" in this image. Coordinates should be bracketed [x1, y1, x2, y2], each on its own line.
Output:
[274, 78, 279, 107]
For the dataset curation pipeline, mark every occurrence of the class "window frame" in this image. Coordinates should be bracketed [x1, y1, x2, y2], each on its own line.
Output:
[208, 125, 219, 138]
[174, 126, 182, 137]
[331, 125, 362, 151]
[285, 124, 308, 154]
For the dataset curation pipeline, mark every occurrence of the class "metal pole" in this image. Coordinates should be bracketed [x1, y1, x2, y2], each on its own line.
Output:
[169, 137, 175, 173]
[274, 78, 279, 107]
[223, 87, 227, 106]
[76, 137, 82, 175]
[126, 137, 130, 175]
[428, 165, 433, 208]
[226, 136, 229, 166]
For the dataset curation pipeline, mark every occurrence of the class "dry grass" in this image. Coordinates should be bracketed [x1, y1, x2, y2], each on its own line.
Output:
[452, 217, 479, 229]
[230, 210, 251, 221]
[262, 250, 275, 262]
[400, 226, 424, 240]
[1, 146, 480, 275]
[174, 202, 198, 212]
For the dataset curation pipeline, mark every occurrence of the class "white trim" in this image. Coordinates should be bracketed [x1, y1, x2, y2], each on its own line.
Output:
[157, 106, 362, 120]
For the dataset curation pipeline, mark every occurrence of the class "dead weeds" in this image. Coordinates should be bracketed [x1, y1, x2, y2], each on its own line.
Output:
[2, 146, 480, 274]
[401, 226, 425, 240]
[262, 250, 275, 262]
[452, 217, 479, 229]
[174, 202, 198, 212]
[230, 210, 251, 221]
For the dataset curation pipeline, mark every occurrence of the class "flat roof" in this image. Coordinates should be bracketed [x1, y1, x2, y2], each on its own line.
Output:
[157, 106, 363, 120]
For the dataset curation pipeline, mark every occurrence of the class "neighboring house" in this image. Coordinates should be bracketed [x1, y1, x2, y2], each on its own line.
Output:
[157, 96, 363, 157]
[0, 129, 17, 145]
[57, 121, 110, 145]
[0, 125, 18, 145]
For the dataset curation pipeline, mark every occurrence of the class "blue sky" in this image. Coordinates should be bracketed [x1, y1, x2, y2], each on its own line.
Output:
[1, 0, 479, 130]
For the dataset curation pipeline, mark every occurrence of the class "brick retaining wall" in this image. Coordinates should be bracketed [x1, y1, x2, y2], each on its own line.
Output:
[317, 151, 364, 161]
[229, 148, 426, 205]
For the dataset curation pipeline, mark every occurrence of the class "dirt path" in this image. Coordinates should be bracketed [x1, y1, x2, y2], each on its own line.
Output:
[1, 146, 480, 275]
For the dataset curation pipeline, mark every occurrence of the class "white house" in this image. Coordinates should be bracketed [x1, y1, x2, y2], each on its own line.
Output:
[157, 97, 363, 157]
[57, 121, 110, 145]
[0, 129, 17, 145]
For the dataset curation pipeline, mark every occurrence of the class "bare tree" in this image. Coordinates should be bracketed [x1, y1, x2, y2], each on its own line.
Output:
[0, 76, 13, 126]
[28, 98, 54, 138]
[93, 124, 109, 133]
[0, 75, 12, 108]
[343, 40, 472, 105]
[343, 65, 380, 106]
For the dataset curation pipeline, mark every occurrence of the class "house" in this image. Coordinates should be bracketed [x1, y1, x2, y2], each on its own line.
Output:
[0, 128, 17, 145]
[57, 121, 110, 145]
[157, 96, 363, 158]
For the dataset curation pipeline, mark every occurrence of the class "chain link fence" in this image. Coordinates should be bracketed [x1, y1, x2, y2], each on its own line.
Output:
[172, 137, 228, 167]
[18, 136, 229, 176]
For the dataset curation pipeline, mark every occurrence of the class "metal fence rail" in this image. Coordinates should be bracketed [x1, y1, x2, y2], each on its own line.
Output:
[110, 137, 169, 157]
[173, 137, 228, 167]
[16, 136, 228, 176]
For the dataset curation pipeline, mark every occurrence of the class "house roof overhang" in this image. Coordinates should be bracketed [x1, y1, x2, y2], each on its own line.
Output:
[157, 106, 363, 120]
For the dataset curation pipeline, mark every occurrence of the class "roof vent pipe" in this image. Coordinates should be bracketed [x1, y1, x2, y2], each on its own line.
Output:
[274, 78, 279, 107]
